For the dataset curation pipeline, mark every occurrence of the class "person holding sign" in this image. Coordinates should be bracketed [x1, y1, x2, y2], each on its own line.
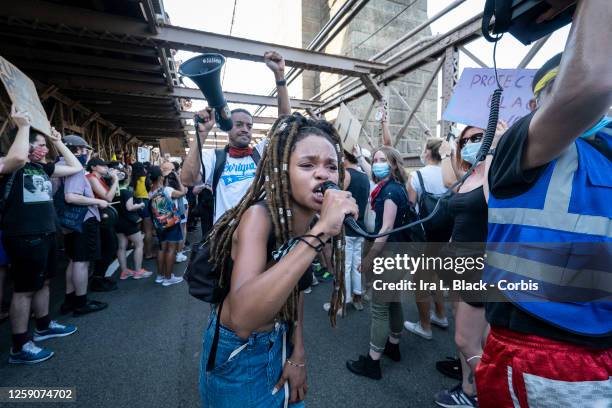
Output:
[2, 106, 83, 365]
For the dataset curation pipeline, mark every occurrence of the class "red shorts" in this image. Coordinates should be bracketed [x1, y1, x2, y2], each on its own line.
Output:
[476, 326, 612, 408]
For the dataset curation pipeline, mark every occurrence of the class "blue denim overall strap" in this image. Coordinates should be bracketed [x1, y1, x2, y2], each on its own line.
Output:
[200, 307, 305, 408]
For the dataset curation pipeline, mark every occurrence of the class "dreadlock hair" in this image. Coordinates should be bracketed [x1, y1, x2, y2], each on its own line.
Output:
[209, 112, 347, 326]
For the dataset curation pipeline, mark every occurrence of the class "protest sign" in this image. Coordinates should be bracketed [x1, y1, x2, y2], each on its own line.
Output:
[0, 56, 51, 136]
[334, 103, 362, 152]
[137, 146, 151, 163]
[443, 68, 537, 129]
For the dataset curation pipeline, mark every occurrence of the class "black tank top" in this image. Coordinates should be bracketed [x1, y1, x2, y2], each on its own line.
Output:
[448, 186, 487, 242]
[346, 168, 370, 237]
[227, 201, 312, 291]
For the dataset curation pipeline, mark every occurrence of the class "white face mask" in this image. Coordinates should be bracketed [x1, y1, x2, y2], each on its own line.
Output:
[420, 151, 427, 165]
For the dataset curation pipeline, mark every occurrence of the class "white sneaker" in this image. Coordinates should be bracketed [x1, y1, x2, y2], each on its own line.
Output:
[323, 302, 343, 316]
[155, 275, 165, 284]
[311, 273, 319, 286]
[162, 275, 184, 287]
[303, 287, 312, 294]
[404, 321, 433, 340]
[430, 311, 449, 328]
[175, 252, 188, 263]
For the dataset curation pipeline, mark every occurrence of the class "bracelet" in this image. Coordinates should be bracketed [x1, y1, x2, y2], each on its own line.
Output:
[276, 79, 287, 87]
[466, 355, 482, 363]
[286, 359, 305, 368]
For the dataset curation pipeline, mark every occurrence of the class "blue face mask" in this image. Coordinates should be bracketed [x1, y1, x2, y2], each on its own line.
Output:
[581, 117, 611, 139]
[76, 154, 88, 166]
[372, 162, 390, 179]
[461, 142, 482, 165]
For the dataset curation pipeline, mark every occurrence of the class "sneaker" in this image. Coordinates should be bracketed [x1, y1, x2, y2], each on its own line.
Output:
[138, 268, 153, 278]
[155, 275, 165, 284]
[162, 275, 184, 287]
[303, 287, 312, 294]
[59, 301, 74, 315]
[431, 311, 449, 328]
[33, 321, 77, 342]
[120, 270, 133, 280]
[73, 300, 108, 316]
[311, 273, 319, 286]
[436, 357, 463, 381]
[131, 269, 151, 280]
[9, 341, 54, 365]
[383, 340, 401, 362]
[434, 383, 478, 408]
[90, 278, 118, 292]
[346, 354, 382, 380]
[323, 302, 343, 316]
[404, 320, 433, 340]
[320, 271, 334, 282]
[175, 252, 188, 263]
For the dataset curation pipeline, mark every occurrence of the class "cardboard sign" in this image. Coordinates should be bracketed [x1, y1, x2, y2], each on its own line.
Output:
[443, 68, 537, 129]
[0, 56, 51, 136]
[137, 146, 150, 163]
[334, 103, 362, 153]
[159, 138, 186, 158]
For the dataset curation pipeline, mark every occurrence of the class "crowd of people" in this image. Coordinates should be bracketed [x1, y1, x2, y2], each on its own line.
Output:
[1, 1, 610, 406]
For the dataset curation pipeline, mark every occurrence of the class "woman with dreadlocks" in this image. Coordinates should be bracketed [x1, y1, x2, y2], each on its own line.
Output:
[200, 113, 358, 407]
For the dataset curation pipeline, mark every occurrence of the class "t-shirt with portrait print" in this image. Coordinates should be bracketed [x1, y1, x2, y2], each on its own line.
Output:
[2, 161, 57, 237]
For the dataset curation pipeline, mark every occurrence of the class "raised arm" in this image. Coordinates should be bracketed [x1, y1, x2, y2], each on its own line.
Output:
[524, 0, 612, 169]
[88, 173, 118, 202]
[181, 107, 214, 186]
[381, 119, 393, 147]
[49, 128, 83, 177]
[1, 106, 30, 174]
[264, 51, 291, 116]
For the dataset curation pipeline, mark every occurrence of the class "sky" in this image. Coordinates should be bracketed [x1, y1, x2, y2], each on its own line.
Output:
[164, 0, 569, 138]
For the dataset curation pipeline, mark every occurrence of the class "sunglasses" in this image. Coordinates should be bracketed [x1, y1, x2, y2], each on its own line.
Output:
[459, 132, 484, 149]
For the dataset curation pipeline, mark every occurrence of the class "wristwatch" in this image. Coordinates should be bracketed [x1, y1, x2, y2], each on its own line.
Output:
[276, 79, 287, 87]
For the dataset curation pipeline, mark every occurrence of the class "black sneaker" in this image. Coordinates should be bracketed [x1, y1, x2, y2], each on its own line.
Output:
[90, 278, 118, 292]
[383, 340, 401, 362]
[59, 302, 75, 315]
[346, 354, 382, 380]
[73, 300, 108, 316]
[436, 357, 462, 380]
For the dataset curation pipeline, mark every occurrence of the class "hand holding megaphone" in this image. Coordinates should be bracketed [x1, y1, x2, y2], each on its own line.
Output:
[194, 107, 215, 134]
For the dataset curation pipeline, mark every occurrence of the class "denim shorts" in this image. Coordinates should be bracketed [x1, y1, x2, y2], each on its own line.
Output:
[200, 308, 305, 408]
[158, 224, 183, 243]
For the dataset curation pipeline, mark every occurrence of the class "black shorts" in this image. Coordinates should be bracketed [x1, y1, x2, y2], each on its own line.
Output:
[64, 218, 101, 262]
[3, 233, 57, 293]
[115, 217, 141, 236]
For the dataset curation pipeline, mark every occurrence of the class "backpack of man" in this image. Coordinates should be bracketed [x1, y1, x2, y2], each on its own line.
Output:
[415, 170, 453, 242]
[149, 188, 180, 231]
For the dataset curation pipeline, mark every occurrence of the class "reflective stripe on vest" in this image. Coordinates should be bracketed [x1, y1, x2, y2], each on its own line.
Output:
[486, 132, 612, 336]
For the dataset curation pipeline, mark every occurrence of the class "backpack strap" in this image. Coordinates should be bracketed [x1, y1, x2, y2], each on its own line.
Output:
[206, 299, 225, 372]
[416, 170, 426, 195]
[212, 146, 261, 192]
[212, 147, 228, 192]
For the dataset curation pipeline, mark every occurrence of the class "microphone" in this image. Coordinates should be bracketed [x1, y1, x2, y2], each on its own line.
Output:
[319, 181, 368, 236]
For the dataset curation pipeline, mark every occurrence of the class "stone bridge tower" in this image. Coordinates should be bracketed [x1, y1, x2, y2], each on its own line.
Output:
[302, 0, 438, 156]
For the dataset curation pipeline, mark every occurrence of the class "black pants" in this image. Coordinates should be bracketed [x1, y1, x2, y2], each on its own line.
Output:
[93, 223, 118, 279]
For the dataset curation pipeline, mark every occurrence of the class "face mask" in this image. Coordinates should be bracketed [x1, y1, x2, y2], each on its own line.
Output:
[461, 142, 482, 165]
[420, 152, 427, 165]
[372, 162, 390, 179]
[580, 116, 611, 139]
[76, 154, 88, 166]
[28, 146, 48, 162]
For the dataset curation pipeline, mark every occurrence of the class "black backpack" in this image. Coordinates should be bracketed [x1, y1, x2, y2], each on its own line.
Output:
[416, 170, 453, 241]
[193, 146, 261, 228]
